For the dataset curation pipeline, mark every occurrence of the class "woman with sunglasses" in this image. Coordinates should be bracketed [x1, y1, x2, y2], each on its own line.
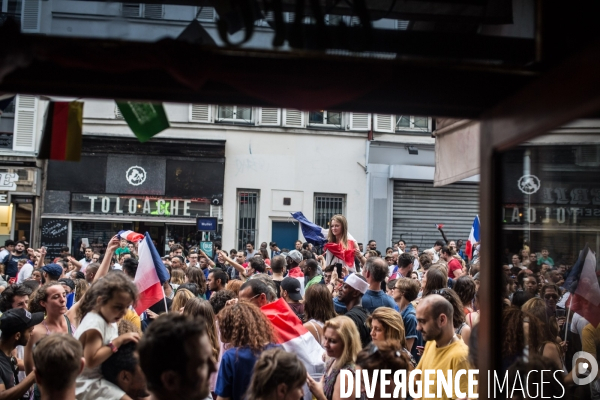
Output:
[356, 340, 412, 400]
[306, 316, 363, 400]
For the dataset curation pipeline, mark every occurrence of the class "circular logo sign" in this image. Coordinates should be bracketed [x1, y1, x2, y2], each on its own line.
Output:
[126, 166, 147, 186]
[518, 174, 541, 195]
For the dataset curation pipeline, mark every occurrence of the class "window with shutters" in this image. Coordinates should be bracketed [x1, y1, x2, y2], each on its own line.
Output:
[308, 111, 342, 129]
[217, 106, 253, 124]
[21, 0, 40, 32]
[237, 190, 259, 250]
[121, 3, 163, 19]
[396, 115, 431, 133]
[314, 194, 345, 229]
[282, 109, 306, 128]
[347, 112, 371, 131]
[256, 108, 281, 126]
[396, 20, 410, 30]
[189, 104, 213, 123]
[13, 95, 38, 153]
[196, 6, 215, 22]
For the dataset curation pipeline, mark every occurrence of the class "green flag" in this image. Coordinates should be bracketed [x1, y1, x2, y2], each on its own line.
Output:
[116, 101, 170, 143]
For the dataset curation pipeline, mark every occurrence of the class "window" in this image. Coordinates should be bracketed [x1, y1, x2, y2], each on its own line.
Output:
[217, 105, 253, 124]
[309, 111, 342, 129]
[237, 190, 259, 250]
[314, 194, 345, 228]
[121, 3, 164, 19]
[396, 115, 430, 132]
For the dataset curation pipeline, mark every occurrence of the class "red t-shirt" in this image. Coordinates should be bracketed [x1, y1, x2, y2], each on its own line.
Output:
[448, 258, 462, 278]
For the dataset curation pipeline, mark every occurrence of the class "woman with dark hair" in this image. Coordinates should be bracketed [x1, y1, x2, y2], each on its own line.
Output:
[257, 248, 271, 266]
[356, 340, 412, 400]
[501, 307, 544, 370]
[421, 268, 447, 298]
[303, 284, 337, 345]
[453, 275, 477, 315]
[522, 298, 564, 371]
[245, 348, 306, 400]
[511, 289, 534, 308]
[216, 302, 278, 400]
[185, 267, 207, 298]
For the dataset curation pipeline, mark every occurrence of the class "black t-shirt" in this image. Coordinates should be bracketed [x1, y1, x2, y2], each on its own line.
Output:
[0, 351, 27, 399]
[345, 306, 372, 348]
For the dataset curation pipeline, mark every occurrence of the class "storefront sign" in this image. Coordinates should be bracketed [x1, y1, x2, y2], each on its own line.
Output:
[197, 217, 217, 232]
[0, 173, 18, 191]
[40, 219, 69, 259]
[0, 193, 9, 206]
[71, 194, 210, 217]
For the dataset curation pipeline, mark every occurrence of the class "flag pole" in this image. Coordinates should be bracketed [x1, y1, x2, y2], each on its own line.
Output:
[564, 295, 571, 343]
[162, 284, 169, 314]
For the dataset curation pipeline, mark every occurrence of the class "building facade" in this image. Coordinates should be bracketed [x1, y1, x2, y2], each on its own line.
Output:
[0, 1, 478, 255]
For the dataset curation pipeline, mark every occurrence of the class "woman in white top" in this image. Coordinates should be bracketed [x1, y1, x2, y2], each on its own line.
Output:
[303, 284, 337, 346]
[323, 215, 362, 271]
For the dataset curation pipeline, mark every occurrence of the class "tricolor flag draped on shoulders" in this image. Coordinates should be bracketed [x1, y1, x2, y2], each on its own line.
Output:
[261, 298, 324, 400]
[465, 216, 480, 260]
[133, 233, 170, 315]
[564, 245, 600, 327]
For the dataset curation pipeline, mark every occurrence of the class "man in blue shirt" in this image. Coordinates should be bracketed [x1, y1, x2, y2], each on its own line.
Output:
[361, 257, 398, 313]
[394, 277, 423, 362]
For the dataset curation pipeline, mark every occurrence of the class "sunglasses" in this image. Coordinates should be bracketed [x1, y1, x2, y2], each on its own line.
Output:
[366, 343, 402, 358]
[431, 288, 449, 295]
[544, 294, 559, 300]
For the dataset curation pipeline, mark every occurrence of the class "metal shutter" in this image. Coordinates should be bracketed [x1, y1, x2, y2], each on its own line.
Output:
[392, 181, 479, 250]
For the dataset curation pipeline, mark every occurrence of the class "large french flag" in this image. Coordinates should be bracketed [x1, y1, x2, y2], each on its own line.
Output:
[565, 246, 600, 326]
[261, 298, 325, 400]
[118, 230, 145, 243]
[465, 216, 480, 260]
[134, 233, 170, 315]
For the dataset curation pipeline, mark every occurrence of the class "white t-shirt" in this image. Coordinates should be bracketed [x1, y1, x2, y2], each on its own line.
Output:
[570, 312, 589, 342]
[75, 312, 118, 380]
[0, 250, 9, 262]
[428, 248, 440, 263]
[79, 258, 91, 273]
[17, 263, 33, 284]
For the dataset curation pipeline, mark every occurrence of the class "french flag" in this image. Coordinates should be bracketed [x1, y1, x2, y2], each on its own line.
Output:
[565, 246, 600, 326]
[261, 298, 325, 400]
[291, 212, 328, 246]
[118, 230, 145, 243]
[133, 233, 170, 315]
[465, 216, 480, 260]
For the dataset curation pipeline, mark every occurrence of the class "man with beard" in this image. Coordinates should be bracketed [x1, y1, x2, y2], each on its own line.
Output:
[415, 295, 470, 400]
[337, 274, 371, 348]
[207, 269, 228, 295]
[138, 314, 216, 400]
[1, 241, 27, 280]
[0, 308, 44, 398]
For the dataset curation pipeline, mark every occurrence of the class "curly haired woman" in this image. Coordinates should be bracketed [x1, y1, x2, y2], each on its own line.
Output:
[215, 302, 279, 400]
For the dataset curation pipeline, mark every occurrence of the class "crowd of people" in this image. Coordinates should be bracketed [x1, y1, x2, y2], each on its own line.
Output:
[0, 215, 595, 400]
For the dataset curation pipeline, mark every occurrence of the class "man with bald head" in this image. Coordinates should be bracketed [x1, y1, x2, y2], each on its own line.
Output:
[416, 294, 470, 400]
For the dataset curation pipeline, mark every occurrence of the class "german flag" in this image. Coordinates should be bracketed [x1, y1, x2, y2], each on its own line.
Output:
[38, 101, 83, 161]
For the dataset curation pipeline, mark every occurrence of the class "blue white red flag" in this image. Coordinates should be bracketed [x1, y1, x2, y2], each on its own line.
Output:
[565, 245, 600, 326]
[261, 298, 325, 400]
[134, 232, 170, 315]
[465, 216, 480, 260]
[117, 230, 145, 243]
[291, 212, 328, 246]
